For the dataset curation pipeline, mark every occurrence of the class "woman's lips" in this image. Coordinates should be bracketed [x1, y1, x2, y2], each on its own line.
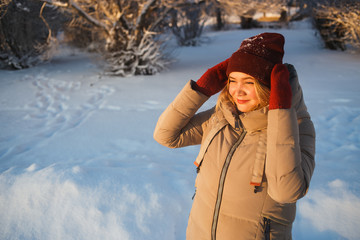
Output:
[237, 99, 249, 104]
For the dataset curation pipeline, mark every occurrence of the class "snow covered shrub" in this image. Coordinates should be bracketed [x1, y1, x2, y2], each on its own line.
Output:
[313, 1, 360, 51]
[0, 0, 61, 69]
[105, 31, 169, 77]
[171, 2, 207, 46]
[43, 0, 177, 77]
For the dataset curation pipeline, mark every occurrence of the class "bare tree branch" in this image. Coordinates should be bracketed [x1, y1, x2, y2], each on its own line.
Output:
[39, 2, 52, 43]
[40, 0, 111, 35]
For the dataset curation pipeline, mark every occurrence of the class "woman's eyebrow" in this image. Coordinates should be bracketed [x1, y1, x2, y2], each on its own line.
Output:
[243, 76, 255, 80]
[229, 76, 255, 81]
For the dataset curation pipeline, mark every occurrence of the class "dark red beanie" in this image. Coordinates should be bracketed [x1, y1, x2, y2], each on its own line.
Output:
[226, 32, 285, 87]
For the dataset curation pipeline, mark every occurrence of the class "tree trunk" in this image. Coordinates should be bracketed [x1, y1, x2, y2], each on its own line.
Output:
[215, 7, 223, 30]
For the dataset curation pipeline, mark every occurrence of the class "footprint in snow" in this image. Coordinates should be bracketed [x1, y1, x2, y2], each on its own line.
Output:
[137, 100, 160, 111]
[2, 74, 115, 161]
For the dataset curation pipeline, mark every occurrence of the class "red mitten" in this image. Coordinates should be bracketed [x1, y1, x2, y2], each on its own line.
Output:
[193, 58, 229, 97]
[269, 64, 292, 110]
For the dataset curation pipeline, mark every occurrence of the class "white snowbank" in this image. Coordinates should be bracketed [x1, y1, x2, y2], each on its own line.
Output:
[299, 180, 360, 240]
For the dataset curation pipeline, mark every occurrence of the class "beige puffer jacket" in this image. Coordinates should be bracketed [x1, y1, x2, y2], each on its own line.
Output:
[153, 64, 316, 240]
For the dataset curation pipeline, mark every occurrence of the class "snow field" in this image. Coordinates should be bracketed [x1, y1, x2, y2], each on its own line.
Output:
[1, 22, 360, 239]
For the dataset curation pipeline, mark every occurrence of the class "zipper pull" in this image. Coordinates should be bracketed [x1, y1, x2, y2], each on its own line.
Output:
[235, 120, 239, 130]
[192, 189, 196, 200]
[235, 119, 241, 131]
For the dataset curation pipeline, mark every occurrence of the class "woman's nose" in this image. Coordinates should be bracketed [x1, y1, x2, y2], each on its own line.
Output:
[235, 84, 246, 95]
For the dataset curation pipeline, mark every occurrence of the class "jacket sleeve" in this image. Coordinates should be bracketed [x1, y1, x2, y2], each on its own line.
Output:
[265, 64, 316, 204]
[153, 80, 211, 148]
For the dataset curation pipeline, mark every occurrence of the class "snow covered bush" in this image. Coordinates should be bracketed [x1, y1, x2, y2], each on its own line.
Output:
[0, 0, 61, 69]
[313, 1, 360, 51]
[42, 0, 177, 77]
[106, 31, 169, 76]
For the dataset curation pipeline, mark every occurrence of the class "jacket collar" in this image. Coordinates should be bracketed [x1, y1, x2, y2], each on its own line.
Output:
[217, 99, 268, 133]
[239, 107, 268, 133]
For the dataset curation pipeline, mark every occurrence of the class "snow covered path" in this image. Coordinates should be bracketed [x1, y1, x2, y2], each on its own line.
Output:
[1, 25, 360, 240]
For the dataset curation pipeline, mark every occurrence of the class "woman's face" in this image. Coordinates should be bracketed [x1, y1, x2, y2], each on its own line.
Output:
[228, 72, 260, 113]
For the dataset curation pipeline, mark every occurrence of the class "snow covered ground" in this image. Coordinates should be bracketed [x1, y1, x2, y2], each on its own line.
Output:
[1, 20, 360, 240]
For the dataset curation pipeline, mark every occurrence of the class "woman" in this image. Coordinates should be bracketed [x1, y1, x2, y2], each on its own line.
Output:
[154, 33, 316, 240]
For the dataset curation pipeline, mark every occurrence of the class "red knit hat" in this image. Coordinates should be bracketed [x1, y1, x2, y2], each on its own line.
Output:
[226, 32, 285, 88]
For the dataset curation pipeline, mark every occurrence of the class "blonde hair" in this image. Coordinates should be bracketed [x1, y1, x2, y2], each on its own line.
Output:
[217, 77, 270, 112]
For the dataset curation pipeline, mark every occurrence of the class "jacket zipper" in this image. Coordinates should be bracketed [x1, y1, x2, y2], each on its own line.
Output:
[211, 129, 247, 240]
[264, 217, 271, 240]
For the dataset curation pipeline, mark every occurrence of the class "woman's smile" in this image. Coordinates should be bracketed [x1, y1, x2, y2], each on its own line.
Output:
[236, 99, 249, 104]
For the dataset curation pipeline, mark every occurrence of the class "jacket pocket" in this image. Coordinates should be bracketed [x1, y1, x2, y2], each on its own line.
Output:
[262, 217, 292, 240]
[264, 217, 271, 240]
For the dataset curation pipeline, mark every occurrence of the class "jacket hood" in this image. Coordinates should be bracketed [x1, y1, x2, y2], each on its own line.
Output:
[285, 63, 310, 119]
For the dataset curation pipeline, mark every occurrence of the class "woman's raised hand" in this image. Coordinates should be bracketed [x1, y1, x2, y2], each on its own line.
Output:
[269, 64, 292, 110]
[193, 59, 229, 97]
